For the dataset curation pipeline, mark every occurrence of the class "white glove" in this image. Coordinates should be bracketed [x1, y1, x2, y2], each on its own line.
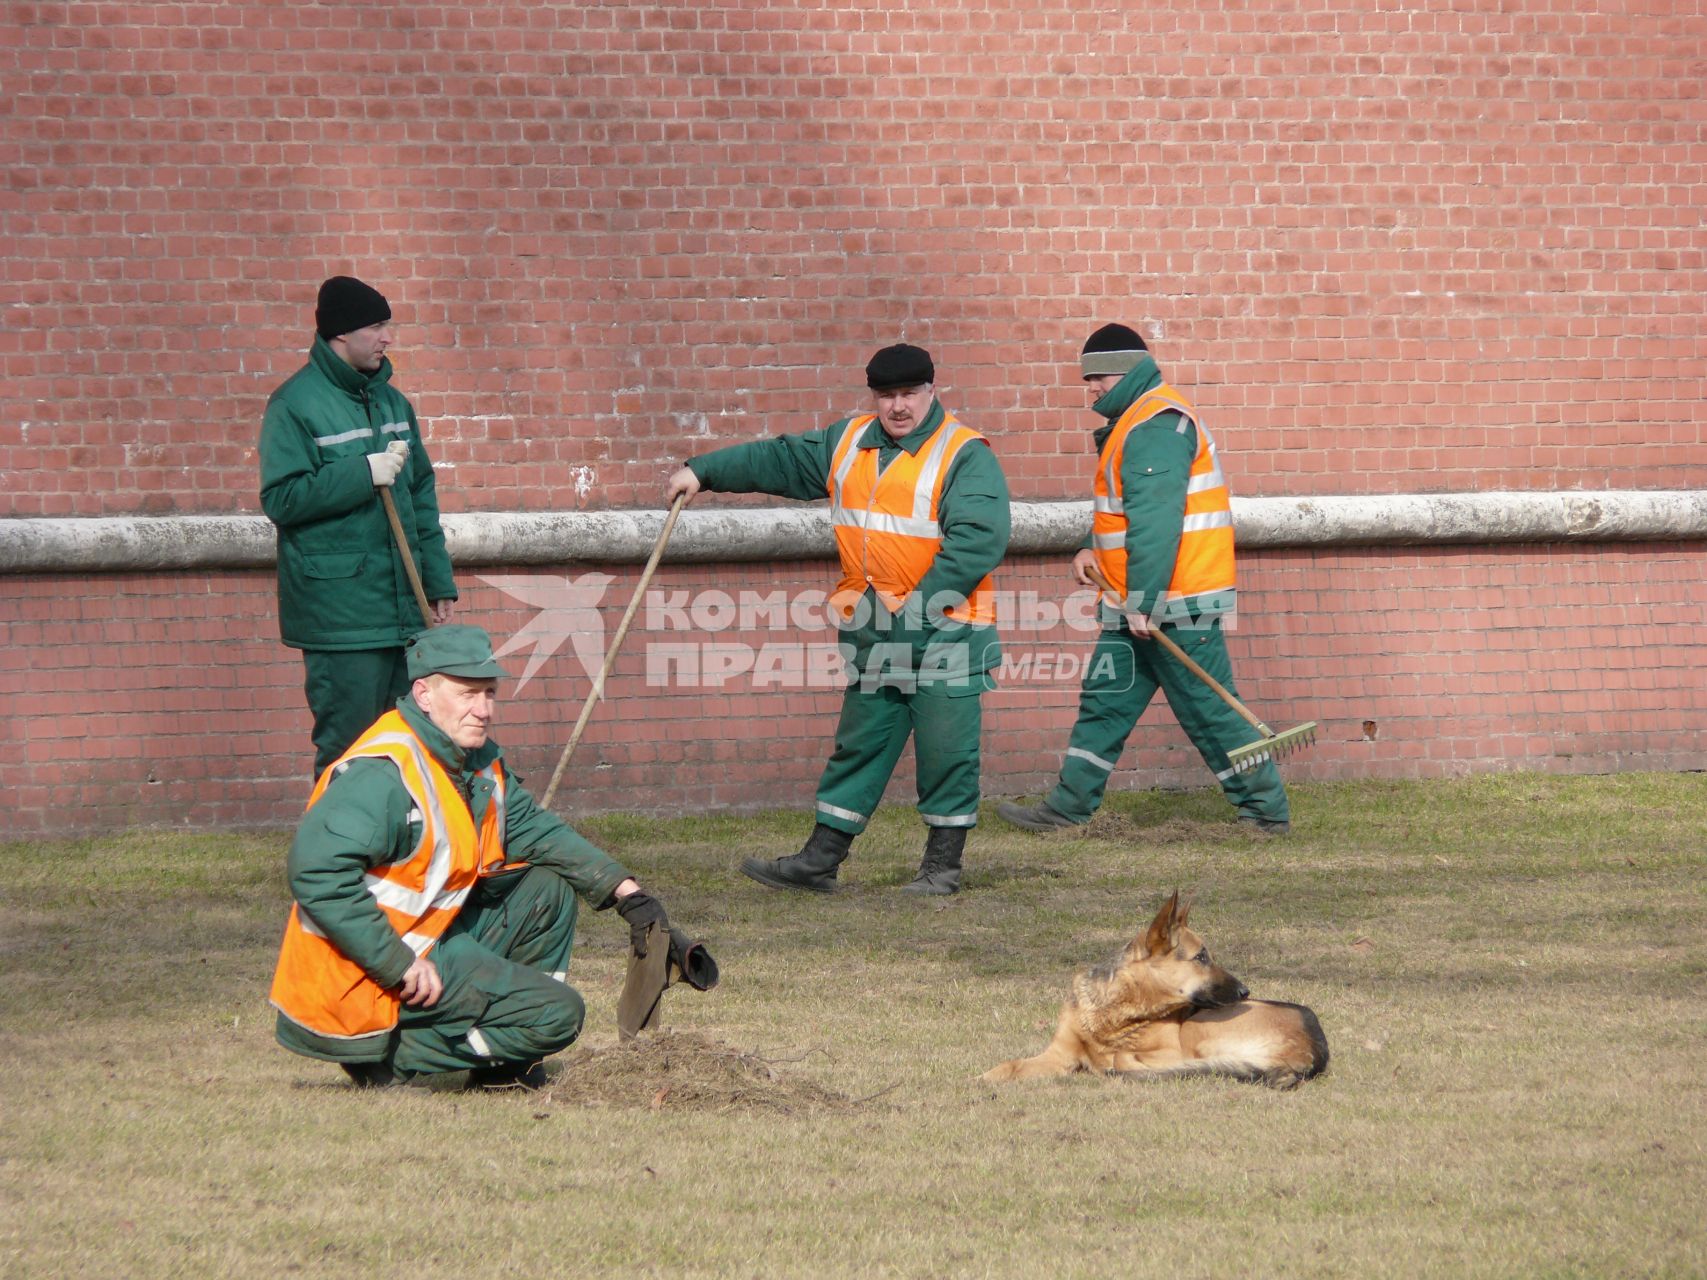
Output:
[367, 445, 407, 488]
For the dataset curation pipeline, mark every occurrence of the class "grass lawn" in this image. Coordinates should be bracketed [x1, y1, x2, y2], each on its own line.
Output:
[2, 772, 1704, 1278]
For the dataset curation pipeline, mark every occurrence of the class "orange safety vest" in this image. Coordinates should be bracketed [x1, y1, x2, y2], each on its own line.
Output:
[269, 710, 510, 1040]
[1091, 383, 1235, 609]
[826, 413, 998, 626]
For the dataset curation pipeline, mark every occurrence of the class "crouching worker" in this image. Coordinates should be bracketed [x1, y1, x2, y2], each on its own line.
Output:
[269, 623, 678, 1090]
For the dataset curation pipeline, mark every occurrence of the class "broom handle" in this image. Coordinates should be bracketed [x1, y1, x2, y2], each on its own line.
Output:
[380, 486, 435, 629]
[540, 493, 687, 811]
[1082, 563, 1270, 735]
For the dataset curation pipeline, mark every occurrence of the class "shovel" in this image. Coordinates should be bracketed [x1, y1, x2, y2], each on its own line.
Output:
[616, 923, 720, 1041]
[1083, 563, 1316, 774]
[540, 493, 687, 810]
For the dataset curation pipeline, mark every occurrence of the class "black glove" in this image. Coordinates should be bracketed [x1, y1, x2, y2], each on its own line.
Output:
[614, 891, 670, 958]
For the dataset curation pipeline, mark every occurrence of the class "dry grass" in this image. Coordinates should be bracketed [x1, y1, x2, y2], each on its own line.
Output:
[2, 771, 1705, 1278]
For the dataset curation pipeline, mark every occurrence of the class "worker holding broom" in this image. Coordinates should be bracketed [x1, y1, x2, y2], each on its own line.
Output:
[260, 275, 458, 781]
[665, 343, 1011, 896]
[997, 324, 1293, 835]
[270, 624, 690, 1090]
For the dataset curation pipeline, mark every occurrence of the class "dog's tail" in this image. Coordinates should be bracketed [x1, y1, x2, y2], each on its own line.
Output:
[1296, 1004, 1330, 1082]
[1264, 1000, 1331, 1085]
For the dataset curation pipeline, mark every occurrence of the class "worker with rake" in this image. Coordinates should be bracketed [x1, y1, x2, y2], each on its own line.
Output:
[261, 275, 458, 781]
[269, 624, 687, 1089]
[665, 343, 1011, 896]
[998, 324, 1293, 836]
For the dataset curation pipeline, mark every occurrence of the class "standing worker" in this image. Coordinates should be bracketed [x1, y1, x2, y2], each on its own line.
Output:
[664, 344, 1011, 896]
[997, 324, 1291, 835]
[261, 275, 458, 781]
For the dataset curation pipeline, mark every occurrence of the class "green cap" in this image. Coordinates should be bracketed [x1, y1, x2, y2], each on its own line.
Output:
[405, 624, 508, 681]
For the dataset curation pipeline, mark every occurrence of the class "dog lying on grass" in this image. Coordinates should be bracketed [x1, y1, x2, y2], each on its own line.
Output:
[983, 891, 1328, 1089]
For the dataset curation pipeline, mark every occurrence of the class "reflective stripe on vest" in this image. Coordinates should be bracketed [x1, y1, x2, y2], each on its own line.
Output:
[826, 414, 997, 626]
[269, 710, 508, 1040]
[1090, 384, 1236, 608]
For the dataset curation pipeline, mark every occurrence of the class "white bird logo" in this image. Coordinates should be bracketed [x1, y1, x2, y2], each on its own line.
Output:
[478, 572, 616, 694]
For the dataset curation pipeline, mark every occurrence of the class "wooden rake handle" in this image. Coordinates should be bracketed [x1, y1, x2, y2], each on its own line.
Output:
[1146, 628, 1271, 737]
[1081, 562, 1271, 737]
[380, 486, 435, 629]
[540, 492, 688, 811]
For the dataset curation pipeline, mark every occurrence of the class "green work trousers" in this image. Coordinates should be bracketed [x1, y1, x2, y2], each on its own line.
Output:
[390, 866, 586, 1076]
[1046, 622, 1289, 825]
[814, 680, 985, 833]
[301, 647, 412, 780]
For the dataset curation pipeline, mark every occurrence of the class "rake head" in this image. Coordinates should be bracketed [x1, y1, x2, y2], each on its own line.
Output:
[1226, 721, 1318, 774]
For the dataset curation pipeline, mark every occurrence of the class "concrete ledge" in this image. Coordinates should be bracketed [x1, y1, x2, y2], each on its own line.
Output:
[2, 490, 1704, 574]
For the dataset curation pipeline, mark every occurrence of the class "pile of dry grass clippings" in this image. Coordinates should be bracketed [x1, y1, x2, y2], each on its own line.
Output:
[546, 1030, 856, 1114]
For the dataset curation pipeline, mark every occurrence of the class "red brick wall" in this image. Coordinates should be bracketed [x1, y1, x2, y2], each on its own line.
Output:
[9, 544, 1705, 839]
[5, 0, 1705, 516]
[4, 1, 1706, 835]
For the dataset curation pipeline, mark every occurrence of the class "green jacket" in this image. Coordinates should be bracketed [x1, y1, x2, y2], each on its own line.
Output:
[260, 337, 457, 650]
[688, 400, 1011, 684]
[1088, 356, 1236, 623]
[275, 696, 632, 1062]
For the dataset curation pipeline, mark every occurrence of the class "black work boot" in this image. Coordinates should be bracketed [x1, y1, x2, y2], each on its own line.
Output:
[740, 823, 853, 893]
[901, 826, 965, 896]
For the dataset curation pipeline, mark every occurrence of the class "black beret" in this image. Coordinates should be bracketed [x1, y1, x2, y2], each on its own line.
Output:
[865, 343, 935, 390]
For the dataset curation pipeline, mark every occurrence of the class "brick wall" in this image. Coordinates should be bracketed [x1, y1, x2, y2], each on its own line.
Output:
[9, 544, 1705, 839]
[4, 1, 1705, 836]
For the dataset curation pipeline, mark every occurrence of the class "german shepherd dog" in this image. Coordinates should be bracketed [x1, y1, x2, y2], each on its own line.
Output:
[983, 892, 1328, 1089]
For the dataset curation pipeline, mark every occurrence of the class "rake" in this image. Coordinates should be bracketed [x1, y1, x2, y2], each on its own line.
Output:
[539, 492, 688, 810]
[1083, 564, 1316, 774]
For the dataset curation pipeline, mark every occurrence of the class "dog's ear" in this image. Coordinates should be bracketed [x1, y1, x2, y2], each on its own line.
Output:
[1175, 891, 1194, 930]
[1140, 890, 1182, 956]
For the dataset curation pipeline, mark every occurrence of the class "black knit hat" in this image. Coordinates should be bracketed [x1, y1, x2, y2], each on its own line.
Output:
[315, 276, 392, 340]
[1080, 323, 1148, 379]
[865, 343, 935, 390]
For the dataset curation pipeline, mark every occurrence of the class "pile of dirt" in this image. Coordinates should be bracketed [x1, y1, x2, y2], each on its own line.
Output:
[546, 1030, 856, 1114]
